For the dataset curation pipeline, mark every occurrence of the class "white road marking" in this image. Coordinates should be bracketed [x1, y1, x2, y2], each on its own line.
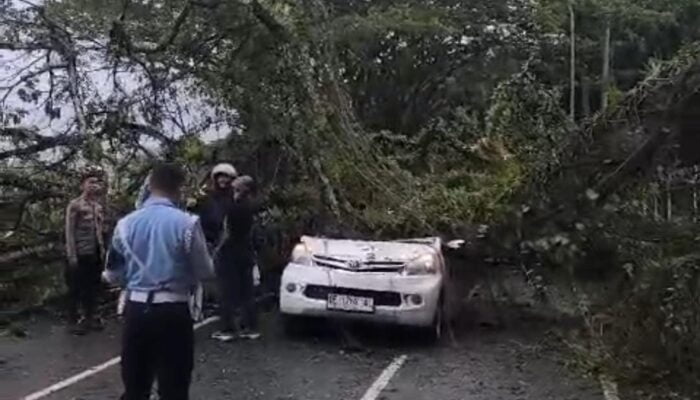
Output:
[360, 354, 408, 400]
[193, 315, 220, 330]
[20, 316, 220, 400]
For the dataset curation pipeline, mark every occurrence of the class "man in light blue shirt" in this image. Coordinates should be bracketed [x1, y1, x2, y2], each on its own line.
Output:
[103, 163, 214, 400]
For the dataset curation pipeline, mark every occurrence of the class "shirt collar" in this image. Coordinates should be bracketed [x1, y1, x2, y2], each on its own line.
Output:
[143, 195, 177, 208]
[80, 194, 98, 203]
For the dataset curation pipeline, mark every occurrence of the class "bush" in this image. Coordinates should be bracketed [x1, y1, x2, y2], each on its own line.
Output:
[605, 254, 700, 391]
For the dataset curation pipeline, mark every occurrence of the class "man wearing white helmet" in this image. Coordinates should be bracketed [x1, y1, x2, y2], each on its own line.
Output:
[191, 162, 241, 341]
[196, 163, 237, 245]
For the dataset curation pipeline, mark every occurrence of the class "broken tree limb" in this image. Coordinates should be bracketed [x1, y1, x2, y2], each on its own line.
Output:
[0, 242, 60, 266]
[312, 157, 341, 220]
[594, 126, 673, 202]
[120, 1, 194, 54]
[231, 0, 291, 40]
[0, 42, 52, 51]
[0, 131, 84, 161]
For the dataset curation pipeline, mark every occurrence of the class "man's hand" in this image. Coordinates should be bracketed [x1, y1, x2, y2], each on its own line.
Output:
[68, 256, 79, 269]
[102, 269, 120, 285]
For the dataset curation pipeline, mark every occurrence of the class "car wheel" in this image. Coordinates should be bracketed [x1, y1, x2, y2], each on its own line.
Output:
[430, 305, 444, 342]
[422, 299, 444, 344]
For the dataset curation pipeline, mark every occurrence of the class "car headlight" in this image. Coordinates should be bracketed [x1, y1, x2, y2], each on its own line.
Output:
[290, 243, 313, 266]
[404, 253, 437, 275]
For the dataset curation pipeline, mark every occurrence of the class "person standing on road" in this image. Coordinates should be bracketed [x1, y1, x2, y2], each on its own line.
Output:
[226, 175, 262, 340]
[127, 169, 206, 322]
[102, 163, 214, 400]
[64, 168, 106, 335]
[192, 163, 241, 342]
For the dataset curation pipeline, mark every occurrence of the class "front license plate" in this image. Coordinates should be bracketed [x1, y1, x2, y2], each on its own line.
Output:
[327, 293, 375, 313]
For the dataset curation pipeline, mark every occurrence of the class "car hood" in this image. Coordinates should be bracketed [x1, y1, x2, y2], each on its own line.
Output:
[300, 236, 439, 263]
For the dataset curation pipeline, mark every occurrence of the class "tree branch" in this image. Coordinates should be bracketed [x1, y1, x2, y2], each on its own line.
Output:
[0, 129, 84, 160]
[594, 126, 673, 202]
[0, 63, 67, 106]
[27, 6, 88, 138]
[246, 0, 290, 40]
[120, 122, 175, 146]
[0, 42, 52, 51]
[120, 1, 193, 54]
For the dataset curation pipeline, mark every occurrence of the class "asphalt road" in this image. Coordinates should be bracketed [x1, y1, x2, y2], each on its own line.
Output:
[1, 309, 603, 400]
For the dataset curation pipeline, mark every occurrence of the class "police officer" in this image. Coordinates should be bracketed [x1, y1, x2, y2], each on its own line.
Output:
[103, 163, 214, 400]
[64, 168, 106, 335]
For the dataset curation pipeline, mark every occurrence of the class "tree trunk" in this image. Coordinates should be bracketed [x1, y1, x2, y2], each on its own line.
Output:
[569, 1, 576, 121]
[694, 167, 699, 222]
[582, 76, 591, 117]
[601, 20, 612, 112]
[653, 195, 659, 221]
[666, 178, 672, 221]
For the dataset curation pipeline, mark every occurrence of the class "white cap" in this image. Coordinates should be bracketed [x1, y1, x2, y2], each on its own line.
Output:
[211, 163, 237, 178]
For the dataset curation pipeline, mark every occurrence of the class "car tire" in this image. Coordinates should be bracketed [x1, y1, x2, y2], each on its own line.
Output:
[422, 298, 444, 344]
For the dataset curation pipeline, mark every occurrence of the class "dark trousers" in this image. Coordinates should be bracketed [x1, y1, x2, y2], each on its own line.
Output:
[64, 254, 101, 323]
[121, 301, 194, 400]
[217, 269, 237, 332]
[235, 262, 258, 331]
[217, 258, 257, 332]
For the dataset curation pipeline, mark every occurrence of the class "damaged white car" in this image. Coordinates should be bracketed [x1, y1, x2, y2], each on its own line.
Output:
[279, 236, 460, 341]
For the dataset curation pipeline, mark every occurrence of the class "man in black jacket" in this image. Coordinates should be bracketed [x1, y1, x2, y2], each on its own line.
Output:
[226, 175, 261, 340]
[194, 163, 239, 342]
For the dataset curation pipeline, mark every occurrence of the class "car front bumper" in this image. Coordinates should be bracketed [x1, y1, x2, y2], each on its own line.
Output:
[279, 263, 442, 327]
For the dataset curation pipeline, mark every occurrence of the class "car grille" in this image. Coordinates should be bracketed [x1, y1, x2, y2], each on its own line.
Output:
[312, 255, 405, 272]
[304, 285, 402, 307]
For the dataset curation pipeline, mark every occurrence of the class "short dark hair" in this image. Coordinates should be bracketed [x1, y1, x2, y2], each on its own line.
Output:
[149, 163, 186, 194]
[233, 175, 256, 194]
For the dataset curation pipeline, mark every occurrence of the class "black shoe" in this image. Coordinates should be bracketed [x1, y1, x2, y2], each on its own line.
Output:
[239, 330, 261, 340]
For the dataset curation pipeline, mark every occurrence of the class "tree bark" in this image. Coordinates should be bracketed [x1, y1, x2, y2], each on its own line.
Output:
[653, 194, 659, 221]
[666, 176, 672, 221]
[582, 76, 591, 116]
[694, 167, 699, 222]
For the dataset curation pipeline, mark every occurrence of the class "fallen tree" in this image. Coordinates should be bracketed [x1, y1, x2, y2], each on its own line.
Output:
[2, 2, 700, 397]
